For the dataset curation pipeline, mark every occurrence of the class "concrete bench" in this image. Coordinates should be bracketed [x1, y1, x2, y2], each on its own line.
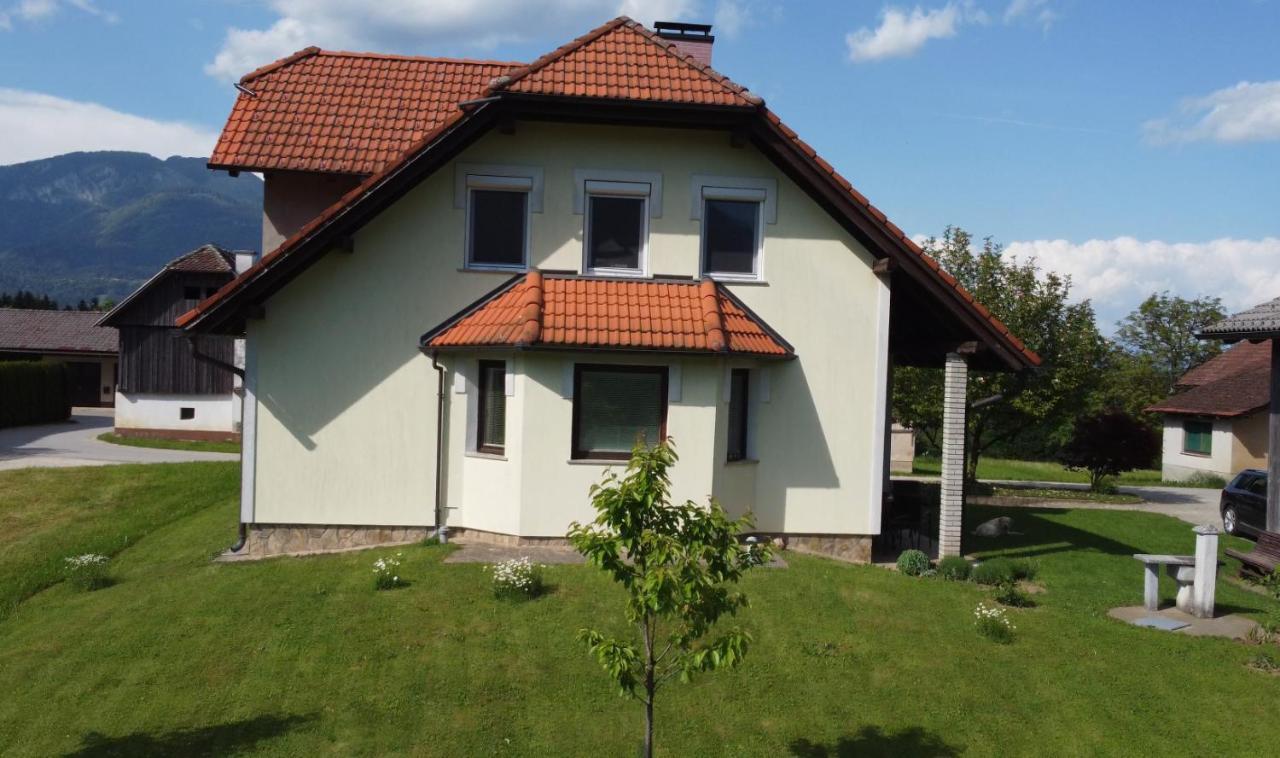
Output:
[1133, 554, 1197, 612]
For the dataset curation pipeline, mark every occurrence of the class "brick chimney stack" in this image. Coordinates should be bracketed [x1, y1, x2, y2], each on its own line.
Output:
[653, 21, 715, 66]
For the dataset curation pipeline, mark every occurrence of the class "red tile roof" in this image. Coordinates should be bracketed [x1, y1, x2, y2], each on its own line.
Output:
[491, 17, 758, 107]
[0, 308, 117, 355]
[424, 272, 792, 357]
[189, 16, 1039, 370]
[1148, 341, 1271, 417]
[209, 49, 517, 175]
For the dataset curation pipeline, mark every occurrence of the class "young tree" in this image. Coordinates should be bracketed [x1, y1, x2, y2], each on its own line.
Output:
[1059, 411, 1160, 491]
[892, 227, 1107, 480]
[568, 440, 769, 758]
[1115, 292, 1225, 389]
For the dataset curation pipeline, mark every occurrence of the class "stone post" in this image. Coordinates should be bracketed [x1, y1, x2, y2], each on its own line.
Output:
[938, 352, 968, 558]
[1192, 524, 1219, 619]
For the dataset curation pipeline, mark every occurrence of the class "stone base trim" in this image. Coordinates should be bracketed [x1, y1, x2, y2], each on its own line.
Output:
[445, 526, 571, 549]
[115, 426, 242, 443]
[225, 523, 433, 560]
[758, 533, 873, 564]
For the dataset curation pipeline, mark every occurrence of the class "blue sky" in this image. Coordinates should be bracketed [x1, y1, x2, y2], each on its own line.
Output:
[1, 1, 1277, 328]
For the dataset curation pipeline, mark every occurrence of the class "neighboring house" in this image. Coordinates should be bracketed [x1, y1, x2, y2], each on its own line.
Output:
[0, 308, 117, 406]
[99, 245, 255, 441]
[1147, 340, 1270, 482]
[181, 18, 1038, 560]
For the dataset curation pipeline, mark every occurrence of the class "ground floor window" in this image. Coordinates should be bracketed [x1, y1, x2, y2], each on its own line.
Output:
[572, 364, 667, 460]
[727, 368, 750, 461]
[1182, 419, 1212, 456]
[477, 360, 506, 454]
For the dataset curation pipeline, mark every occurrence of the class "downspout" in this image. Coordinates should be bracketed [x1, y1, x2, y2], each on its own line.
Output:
[431, 351, 449, 544]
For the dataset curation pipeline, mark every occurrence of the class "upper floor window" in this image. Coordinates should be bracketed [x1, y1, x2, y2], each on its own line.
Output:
[466, 175, 531, 269]
[584, 180, 650, 275]
[692, 176, 776, 283]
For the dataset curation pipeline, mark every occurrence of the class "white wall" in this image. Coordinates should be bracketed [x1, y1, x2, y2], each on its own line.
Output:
[248, 122, 886, 535]
[1160, 415, 1235, 481]
[114, 392, 236, 432]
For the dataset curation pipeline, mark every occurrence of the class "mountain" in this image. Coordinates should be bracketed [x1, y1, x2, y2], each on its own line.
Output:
[0, 151, 262, 305]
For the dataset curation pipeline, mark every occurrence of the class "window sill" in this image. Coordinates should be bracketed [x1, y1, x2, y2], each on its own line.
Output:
[725, 457, 759, 466]
[459, 265, 526, 274]
[706, 274, 768, 286]
[466, 451, 508, 461]
[566, 457, 628, 465]
[1181, 451, 1212, 458]
[585, 268, 647, 279]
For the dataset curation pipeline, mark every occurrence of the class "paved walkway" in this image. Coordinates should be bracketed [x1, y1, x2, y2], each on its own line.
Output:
[0, 408, 239, 470]
[900, 476, 1222, 529]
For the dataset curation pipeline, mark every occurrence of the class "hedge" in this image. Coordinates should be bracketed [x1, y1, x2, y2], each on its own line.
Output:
[0, 361, 70, 428]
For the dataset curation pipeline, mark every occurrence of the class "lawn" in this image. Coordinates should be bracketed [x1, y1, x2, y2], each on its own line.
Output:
[2, 464, 1279, 756]
[912, 455, 1219, 488]
[97, 432, 241, 455]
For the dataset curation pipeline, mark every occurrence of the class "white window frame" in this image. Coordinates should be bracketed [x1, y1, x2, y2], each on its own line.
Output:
[700, 186, 767, 282]
[582, 179, 651, 277]
[463, 174, 533, 271]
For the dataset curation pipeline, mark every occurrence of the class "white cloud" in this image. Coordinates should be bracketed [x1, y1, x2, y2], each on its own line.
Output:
[846, 3, 985, 63]
[0, 0, 116, 29]
[0, 88, 219, 165]
[713, 0, 751, 37]
[1003, 0, 1056, 31]
[1144, 80, 1280, 145]
[1002, 237, 1280, 330]
[205, 0, 705, 82]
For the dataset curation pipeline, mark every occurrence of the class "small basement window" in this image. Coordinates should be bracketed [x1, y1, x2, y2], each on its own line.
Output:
[572, 365, 667, 460]
[726, 368, 750, 461]
[584, 180, 649, 274]
[476, 360, 507, 454]
[702, 188, 765, 280]
[466, 174, 532, 269]
[1182, 419, 1212, 456]
[179, 407, 195, 420]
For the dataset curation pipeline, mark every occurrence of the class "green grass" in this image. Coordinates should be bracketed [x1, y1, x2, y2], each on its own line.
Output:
[912, 455, 1216, 488]
[97, 432, 241, 455]
[2, 464, 1279, 756]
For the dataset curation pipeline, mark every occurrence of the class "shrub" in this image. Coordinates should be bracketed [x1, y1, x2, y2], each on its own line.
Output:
[372, 553, 403, 590]
[490, 557, 545, 599]
[1058, 411, 1159, 492]
[994, 580, 1035, 608]
[64, 554, 110, 591]
[896, 549, 930, 577]
[937, 556, 972, 581]
[1185, 471, 1228, 489]
[1009, 558, 1039, 582]
[972, 557, 1015, 586]
[0, 361, 70, 428]
[1257, 571, 1280, 600]
[974, 602, 1015, 644]
[1247, 649, 1280, 674]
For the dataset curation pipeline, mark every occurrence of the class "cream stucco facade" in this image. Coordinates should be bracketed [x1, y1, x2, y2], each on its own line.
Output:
[242, 122, 889, 546]
[1160, 412, 1270, 482]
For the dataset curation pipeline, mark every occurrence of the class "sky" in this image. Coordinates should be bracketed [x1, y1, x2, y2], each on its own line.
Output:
[1, 0, 1277, 331]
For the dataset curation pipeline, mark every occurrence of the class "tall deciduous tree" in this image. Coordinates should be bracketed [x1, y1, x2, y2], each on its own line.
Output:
[568, 440, 768, 758]
[893, 227, 1107, 479]
[1115, 292, 1225, 389]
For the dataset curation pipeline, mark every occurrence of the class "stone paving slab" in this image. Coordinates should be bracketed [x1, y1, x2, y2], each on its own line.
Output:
[1108, 605, 1259, 639]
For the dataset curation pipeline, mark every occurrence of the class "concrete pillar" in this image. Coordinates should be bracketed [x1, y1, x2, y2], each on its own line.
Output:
[938, 352, 968, 558]
[1192, 524, 1219, 619]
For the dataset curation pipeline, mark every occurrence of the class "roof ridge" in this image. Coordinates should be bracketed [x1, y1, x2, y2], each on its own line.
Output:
[240, 46, 321, 84]
[486, 16, 630, 95]
[313, 49, 524, 67]
[516, 270, 544, 345]
[699, 279, 727, 352]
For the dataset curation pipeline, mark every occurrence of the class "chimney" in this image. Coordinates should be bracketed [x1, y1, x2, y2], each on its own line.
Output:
[653, 21, 715, 66]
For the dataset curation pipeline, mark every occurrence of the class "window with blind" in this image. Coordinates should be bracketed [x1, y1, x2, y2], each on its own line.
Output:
[701, 189, 764, 280]
[584, 181, 648, 273]
[726, 368, 750, 461]
[572, 365, 667, 460]
[477, 360, 506, 454]
[466, 173, 532, 269]
[1182, 419, 1212, 456]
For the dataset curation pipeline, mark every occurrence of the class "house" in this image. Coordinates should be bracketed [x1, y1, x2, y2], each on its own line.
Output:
[1147, 340, 1270, 482]
[99, 245, 255, 441]
[0, 308, 117, 407]
[181, 18, 1038, 560]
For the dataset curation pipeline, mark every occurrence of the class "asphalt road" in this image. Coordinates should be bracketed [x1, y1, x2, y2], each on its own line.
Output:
[0, 408, 239, 471]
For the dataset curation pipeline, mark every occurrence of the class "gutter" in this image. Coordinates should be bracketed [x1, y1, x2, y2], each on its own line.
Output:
[431, 351, 449, 544]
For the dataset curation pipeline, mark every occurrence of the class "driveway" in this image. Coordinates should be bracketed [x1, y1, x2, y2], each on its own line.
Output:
[0, 408, 239, 471]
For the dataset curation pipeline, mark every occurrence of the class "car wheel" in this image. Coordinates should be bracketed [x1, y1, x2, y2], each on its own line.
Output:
[1222, 506, 1238, 535]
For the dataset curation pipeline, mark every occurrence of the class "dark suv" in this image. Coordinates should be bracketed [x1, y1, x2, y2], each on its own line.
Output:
[1221, 469, 1268, 537]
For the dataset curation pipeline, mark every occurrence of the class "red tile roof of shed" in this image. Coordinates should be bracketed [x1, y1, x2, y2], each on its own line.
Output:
[209, 50, 517, 175]
[424, 272, 792, 357]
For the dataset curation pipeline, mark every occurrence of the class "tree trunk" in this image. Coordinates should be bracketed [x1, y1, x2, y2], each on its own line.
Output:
[643, 695, 653, 758]
[642, 615, 655, 758]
